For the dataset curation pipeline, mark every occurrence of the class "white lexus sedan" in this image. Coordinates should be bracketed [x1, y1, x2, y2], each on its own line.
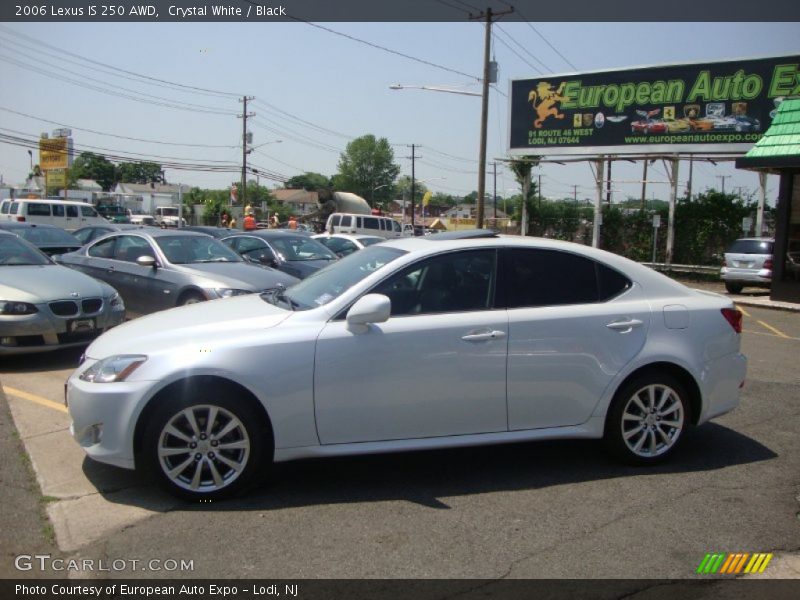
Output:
[66, 232, 747, 500]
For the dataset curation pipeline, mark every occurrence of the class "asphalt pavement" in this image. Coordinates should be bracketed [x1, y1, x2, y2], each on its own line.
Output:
[0, 297, 798, 581]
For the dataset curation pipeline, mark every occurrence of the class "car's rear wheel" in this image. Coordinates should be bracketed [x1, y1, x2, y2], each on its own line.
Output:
[143, 393, 268, 501]
[725, 282, 744, 294]
[604, 373, 689, 465]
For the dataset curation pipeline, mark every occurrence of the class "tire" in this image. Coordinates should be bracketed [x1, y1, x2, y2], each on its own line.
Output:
[725, 282, 744, 294]
[142, 389, 270, 501]
[178, 292, 205, 306]
[604, 373, 689, 465]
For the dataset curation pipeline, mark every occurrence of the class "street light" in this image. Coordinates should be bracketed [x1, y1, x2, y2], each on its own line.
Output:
[246, 139, 282, 154]
[389, 83, 482, 97]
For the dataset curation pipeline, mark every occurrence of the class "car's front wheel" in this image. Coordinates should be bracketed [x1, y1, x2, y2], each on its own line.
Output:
[143, 393, 268, 501]
[604, 373, 689, 465]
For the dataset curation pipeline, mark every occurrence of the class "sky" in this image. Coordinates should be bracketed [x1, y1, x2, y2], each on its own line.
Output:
[0, 19, 798, 206]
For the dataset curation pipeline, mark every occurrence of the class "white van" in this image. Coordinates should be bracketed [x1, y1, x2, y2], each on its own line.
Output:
[1, 198, 108, 231]
[325, 213, 402, 239]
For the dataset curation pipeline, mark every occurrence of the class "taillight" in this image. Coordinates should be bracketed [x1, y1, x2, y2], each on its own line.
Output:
[763, 259, 773, 270]
[721, 308, 742, 334]
[16, 216, 26, 222]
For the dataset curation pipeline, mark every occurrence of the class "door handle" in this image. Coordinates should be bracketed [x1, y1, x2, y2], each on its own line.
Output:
[606, 319, 643, 333]
[461, 330, 506, 342]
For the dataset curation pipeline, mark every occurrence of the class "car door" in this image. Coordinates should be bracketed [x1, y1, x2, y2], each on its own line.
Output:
[314, 249, 508, 444]
[113, 234, 175, 315]
[498, 248, 650, 430]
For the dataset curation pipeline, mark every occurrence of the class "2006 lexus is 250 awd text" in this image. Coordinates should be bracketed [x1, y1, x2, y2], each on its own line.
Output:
[66, 232, 747, 500]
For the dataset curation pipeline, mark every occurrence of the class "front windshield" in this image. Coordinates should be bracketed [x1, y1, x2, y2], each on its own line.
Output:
[274, 245, 406, 311]
[0, 235, 52, 266]
[270, 236, 338, 262]
[156, 235, 243, 264]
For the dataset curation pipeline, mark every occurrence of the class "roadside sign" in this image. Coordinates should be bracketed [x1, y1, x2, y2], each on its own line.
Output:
[46, 169, 66, 188]
[653, 214, 661, 228]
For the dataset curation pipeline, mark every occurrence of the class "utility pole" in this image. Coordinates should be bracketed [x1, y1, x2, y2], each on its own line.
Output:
[493, 161, 497, 220]
[686, 155, 694, 201]
[572, 184, 578, 203]
[470, 5, 513, 229]
[238, 96, 255, 228]
[406, 144, 420, 228]
[606, 159, 612, 205]
[640, 160, 648, 209]
[716, 174, 731, 195]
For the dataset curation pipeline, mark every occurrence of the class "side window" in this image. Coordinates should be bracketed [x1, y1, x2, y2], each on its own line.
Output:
[363, 217, 380, 230]
[66, 206, 79, 218]
[114, 236, 155, 263]
[88, 236, 116, 259]
[0, 201, 8, 215]
[27, 203, 51, 216]
[9, 202, 19, 215]
[393, 221, 401, 232]
[341, 215, 352, 228]
[52, 204, 65, 217]
[81, 206, 97, 217]
[237, 237, 273, 260]
[597, 263, 632, 301]
[372, 250, 495, 316]
[498, 249, 599, 308]
[331, 215, 341, 227]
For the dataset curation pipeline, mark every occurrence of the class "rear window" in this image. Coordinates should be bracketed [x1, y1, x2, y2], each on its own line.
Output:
[726, 239, 773, 255]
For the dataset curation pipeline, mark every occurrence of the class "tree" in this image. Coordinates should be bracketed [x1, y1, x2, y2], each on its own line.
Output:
[70, 152, 117, 191]
[509, 156, 540, 235]
[395, 176, 427, 204]
[335, 134, 400, 206]
[285, 172, 330, 191]
[117, 161, 165, 184]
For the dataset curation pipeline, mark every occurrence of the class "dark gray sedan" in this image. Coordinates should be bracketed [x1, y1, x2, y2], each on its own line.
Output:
[0, 231, 125, 355]
[222, 230, 338, 280]
[0, 222, 82, 256]
[58, 229, 299, 317]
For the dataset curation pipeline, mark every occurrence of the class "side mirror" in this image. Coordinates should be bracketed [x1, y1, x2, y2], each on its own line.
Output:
[137, 255, 157, 268]
[258, 254, 278, 268]
[346, 294, 391, 334]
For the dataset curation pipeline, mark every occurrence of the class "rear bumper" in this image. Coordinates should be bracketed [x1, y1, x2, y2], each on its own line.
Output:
[720, 267, 771, 284]
[698, 352, 748, 424]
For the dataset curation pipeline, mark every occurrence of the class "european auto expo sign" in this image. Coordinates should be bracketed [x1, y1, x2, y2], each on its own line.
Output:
[508, 55, 800, 156]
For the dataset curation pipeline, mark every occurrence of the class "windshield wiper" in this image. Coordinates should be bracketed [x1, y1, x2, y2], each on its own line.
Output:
[262, 286, 297, 311]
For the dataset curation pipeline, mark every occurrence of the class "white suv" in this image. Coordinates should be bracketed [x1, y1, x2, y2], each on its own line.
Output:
[720, 237, 774, 294]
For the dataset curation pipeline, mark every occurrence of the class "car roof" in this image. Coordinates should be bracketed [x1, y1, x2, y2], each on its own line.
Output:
[226, 230, 305, 238]
[0, 222, 60, 230]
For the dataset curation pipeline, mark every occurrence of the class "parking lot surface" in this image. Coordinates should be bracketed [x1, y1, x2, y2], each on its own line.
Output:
[1, 300, 798, 579]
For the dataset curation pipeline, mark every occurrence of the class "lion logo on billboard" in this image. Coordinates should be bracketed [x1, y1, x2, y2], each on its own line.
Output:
[528, 82, 566, 129]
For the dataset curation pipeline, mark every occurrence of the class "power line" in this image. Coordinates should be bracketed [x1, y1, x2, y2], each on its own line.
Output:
[293, 19, 480, 81]
[494, 25, 553, 74]
[0, 24, 242, 98]
[0, 106, 239, 149]
[0, 53, 237, 115]
[504, 7, 579, 72]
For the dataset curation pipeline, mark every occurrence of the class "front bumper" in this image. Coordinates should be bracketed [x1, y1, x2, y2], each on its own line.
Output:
[0, 304, 125, 355]
[66, 373, 155, 470]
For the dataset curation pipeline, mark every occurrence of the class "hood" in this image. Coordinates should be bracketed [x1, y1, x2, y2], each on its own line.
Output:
[0, 265, 114, 303]
[85, 293, 292, 358]
[179, 262, 299, 290]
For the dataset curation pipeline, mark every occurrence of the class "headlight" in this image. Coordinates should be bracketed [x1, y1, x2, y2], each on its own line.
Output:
[109, 292, 125, 310]
[79, 355, 147, 383]
[212, 288, 250, 298]
[0, 301, 38, 315]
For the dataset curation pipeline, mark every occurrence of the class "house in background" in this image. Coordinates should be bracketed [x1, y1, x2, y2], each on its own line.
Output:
[273, 189, 319, 216]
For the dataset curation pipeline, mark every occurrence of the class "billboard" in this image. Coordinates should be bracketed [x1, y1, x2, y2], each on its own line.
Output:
[508, 55, 800, 156]
[39, 136, 73, 170]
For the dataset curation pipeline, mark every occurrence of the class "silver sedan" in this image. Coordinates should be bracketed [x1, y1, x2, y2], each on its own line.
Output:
[0, 230, 125, 355]
[58, 229, 298, 317]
